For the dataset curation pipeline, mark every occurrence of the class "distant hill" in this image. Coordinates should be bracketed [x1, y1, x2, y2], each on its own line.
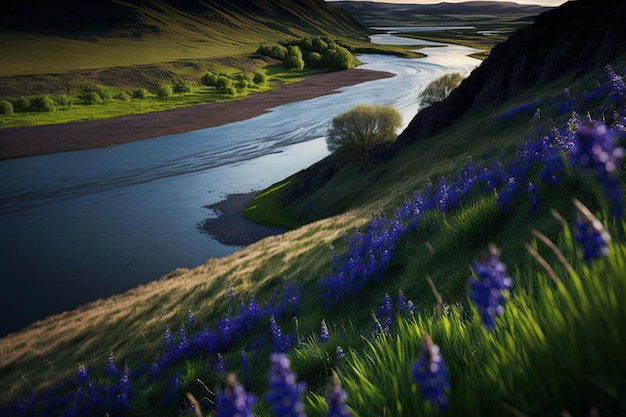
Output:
[0, 0, 366, 40]
[329, 1, 552, 26]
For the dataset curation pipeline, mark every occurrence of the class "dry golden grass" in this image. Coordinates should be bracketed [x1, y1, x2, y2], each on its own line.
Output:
[0, 208, 364, 402]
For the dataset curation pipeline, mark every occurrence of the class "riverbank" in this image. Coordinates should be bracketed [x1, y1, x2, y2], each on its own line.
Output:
[0, 68, 394, 160]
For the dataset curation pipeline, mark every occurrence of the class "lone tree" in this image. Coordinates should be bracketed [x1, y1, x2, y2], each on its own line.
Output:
[326, 104, 402, 157]
[419, 72, 464, 107]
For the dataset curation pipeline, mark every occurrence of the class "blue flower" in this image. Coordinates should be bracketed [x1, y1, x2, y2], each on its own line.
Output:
[104, 352, 120, 379]
[412, 332, 450, 411]
[573, 199, 611, 262]
[335, 346, 346, 363]
[188, 310, 195, 328]
[216, 374, 256, 417]
[469, 245, 513, 332]
[569, 122, 624, 217]
[320, 320, 330, 344]
[265, 353, 307, 417]
[77, 364, 89, 385]
[325, 375, 351, 417]
[217, 353, 226, 375]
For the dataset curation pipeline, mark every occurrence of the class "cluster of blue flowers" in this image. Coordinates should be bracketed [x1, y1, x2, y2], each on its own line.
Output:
[321, 66, 625, 310]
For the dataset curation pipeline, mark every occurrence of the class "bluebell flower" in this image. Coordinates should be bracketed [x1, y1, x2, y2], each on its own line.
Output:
[326, 375, 351, 417]
[216, 374, 256, 417]
[164, 328, 173, 347]
[265, 353, 307, 417]
[104, 352, 119, 379]
[412, 332, 450, 411]
[217, 353, 226, 375]
[335, 346, 346, 363]
[77, 364, 89, 385]
[469, 244, 513, 332]
[188, 310, 195, 328]
[320, 320, 330, 344]
[270, 315, 286, 352]
[373, 293, 393, 336]
[569, 122, 624, 217]
[573, 199, 611, 262]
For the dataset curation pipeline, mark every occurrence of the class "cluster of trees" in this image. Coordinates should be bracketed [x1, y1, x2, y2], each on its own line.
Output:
[200, 70, 268, 96]
[257, 36, 357, 71]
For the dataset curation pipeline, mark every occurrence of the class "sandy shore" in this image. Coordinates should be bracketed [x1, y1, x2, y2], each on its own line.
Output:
[0, 68, 394, 160]
[198, 192, 287, 246]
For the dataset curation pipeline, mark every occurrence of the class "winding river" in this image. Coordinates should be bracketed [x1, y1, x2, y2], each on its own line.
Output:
[0, 33, 481, 336]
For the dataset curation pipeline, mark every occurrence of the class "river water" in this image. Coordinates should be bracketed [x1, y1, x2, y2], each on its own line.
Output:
[0, 34, 481, 336]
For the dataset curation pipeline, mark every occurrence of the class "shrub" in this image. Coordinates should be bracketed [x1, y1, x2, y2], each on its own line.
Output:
[419, 72, 464, 107]
[284, 45, 305, 71]
[306, 51, 323, 67]
[156, 84, 173, 99]
[201, 72, 219, 87]
[326, 104, 402, 158]
[12, 96, 30, 112]
[83, 92, 103, 105]
[133, 88, 148, 99]
[30, 95, 57, 112]
[216, 76, 233, 90]
[227, 86, 237, 96]
[114, 92, 131, 101]
[253, 71, 267, 85]
[173, 80, 192, 94]
[54, 95, 74, 107]
[0, 100, 13, 114]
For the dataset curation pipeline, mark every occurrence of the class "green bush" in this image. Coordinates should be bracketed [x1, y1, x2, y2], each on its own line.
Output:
[133, 88, 148, 99]
[284, 45, 305, 71]
[173, 79, 192, 94]
[30, 95, 57, 112]
[419, 72, 464, 107]
[326, 104, 402, 158]
[216, 76, 233, 90]
[115, 92, 131, 101]
[253, 71, 268, 85]
[83, 92, 103, 105]
[156, 84, 173, 99]
[0, 100, 13, 114]
[201, 73, 218, 87]
[54, 95, 74, 107]
[12, 96, 30, 112]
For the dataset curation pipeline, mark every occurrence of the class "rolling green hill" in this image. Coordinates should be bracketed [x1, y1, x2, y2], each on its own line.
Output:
[1, 0, 625, 416]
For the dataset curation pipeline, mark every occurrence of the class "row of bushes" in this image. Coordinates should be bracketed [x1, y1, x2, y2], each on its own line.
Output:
[0, 68, 271, 113]
[257, 36, 358, 71]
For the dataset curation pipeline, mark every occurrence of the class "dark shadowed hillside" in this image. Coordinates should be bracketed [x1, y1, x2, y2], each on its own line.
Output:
[0, 0, 366, 40]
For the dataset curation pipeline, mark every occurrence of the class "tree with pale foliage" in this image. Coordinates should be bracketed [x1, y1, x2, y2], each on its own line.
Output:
[419, 72, 464, 107]
[326, 104, 402, 158]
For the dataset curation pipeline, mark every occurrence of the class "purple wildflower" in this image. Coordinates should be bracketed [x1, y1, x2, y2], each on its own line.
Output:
[373, 293, 393, 336]
[188, 310, 195, 328]
[77, 364, 89, 385]
[412, 332, 450, 411]
[335, 346, 346, 363]
[265, 353, 307, 417]
[270, 315, 285, 352]
[573, 199, 611, 262]
[217, 353, 226, 375]
[164, 328, 173, 347]
[104, 352, 119, 379]
[569, 122, 624, 217]
[326, 375, 351, 417]
[216, 374, 256, 417]
[320, 320, 330, 344]
[469, 245, 513, 332]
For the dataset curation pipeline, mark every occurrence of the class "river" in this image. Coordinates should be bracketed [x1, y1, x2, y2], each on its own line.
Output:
[0, 33, 481, 336]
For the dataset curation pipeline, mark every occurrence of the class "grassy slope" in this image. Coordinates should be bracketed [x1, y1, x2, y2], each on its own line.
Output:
[1, 50, 623, 414]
